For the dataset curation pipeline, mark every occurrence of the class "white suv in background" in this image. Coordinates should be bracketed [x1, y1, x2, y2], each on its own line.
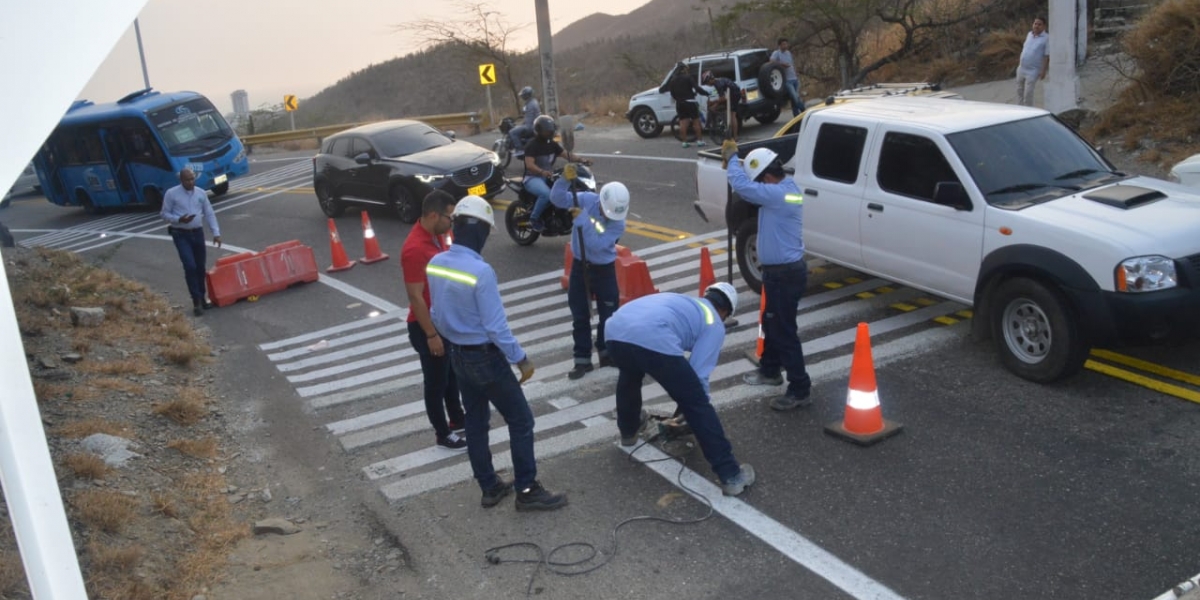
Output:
[625, 48, 788, 139]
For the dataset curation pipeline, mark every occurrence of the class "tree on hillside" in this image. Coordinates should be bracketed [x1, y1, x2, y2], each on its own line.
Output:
[717, 0, 992, 88]
[395, 1, 530, 111]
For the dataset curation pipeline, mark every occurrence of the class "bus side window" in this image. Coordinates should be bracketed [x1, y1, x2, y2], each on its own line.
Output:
[122, 122, 168, 169]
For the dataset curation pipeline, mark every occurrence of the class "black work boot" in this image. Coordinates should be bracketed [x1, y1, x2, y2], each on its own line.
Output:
[192, 297, 203, 316]
[481, 478, 513, 508]
[515, 481, 568, 511]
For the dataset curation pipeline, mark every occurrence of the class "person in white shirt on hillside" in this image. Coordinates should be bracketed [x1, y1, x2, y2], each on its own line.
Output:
[1015, 16, 1050, 107]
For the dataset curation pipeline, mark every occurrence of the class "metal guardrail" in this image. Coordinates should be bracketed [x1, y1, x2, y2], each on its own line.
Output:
[241, 112, 481, 147]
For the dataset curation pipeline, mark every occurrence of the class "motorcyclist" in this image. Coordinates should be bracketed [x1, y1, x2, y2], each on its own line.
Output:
[702, 71, 743, 140]
[523, 115, 590, 232]
[507, 86, 540, 156]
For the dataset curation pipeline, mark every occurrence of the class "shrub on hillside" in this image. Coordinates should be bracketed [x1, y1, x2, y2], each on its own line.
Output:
[1123, 0, 1200, 98]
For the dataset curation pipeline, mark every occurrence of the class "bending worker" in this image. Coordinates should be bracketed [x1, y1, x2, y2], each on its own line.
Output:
[605, 282, 757, 497]
[550, 164, 630, 379]
[427, 196, 568, 512]
[725, 145, 812, 411]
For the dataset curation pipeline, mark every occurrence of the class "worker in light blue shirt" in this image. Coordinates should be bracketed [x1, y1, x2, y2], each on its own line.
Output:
[727, 147, 813, 412]
[604, 284, 756, 497]
[426, 195, 567, 512]
[550, 169, 629, 379]
[159, 168, 221, 316]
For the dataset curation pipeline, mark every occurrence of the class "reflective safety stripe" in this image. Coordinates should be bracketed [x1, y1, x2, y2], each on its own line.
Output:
[693, 299, 715, 325]
[426, 264, 477, 286]
[785, 193, 804, 205]
[591, 217, 605, 234]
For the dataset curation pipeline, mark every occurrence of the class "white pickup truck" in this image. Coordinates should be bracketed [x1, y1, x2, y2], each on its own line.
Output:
[694, 96, 1200, 382]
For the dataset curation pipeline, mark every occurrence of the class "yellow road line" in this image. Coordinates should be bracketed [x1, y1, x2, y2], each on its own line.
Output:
[933, 316, 959, 326]
[891, 303, 917, 312]
[1084, 360, 1200, 404]
[1089, 349, 1200, 387]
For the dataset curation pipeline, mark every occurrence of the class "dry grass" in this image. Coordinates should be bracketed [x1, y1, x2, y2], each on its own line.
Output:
[73, 489, 138, 534]
[160, 339, 210, 367]
[153, 388, 209, 426]
[168, 436, 219, 459]
[88, 542, 144, 572]
[92, 377, 146, 395]
[79, 357, 154, 377]
[54, 418, 134, 439]
[0, 551, 24, 599]
[173, 472, 250, 594]
[64, 452, 111, 480]
[573, 93, 633, 126]
[151, 493, 179, 518]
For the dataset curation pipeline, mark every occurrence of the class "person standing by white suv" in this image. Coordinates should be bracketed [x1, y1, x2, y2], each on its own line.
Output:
[770, 38, 804, 117]
[1015, 16, 1049, 107]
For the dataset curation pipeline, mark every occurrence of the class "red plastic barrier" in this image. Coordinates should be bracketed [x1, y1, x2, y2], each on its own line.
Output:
[206, 240, 319, 307]
[615, 252, 658, 306]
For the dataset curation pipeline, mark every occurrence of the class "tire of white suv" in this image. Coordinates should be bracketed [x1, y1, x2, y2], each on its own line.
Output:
[734, 220, 763, 294]
[989, 277, 1087, 383]
[630, 107, 663, 139]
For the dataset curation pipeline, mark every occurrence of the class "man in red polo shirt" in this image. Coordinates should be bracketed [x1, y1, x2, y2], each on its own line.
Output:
[402, 190, 467, 450]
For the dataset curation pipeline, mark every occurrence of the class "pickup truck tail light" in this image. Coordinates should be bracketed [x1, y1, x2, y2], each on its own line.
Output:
[1115, 256, 1177, 292]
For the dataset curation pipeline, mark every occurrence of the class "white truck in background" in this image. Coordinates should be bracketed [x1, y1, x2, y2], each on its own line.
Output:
[694, 96, 1200, 382]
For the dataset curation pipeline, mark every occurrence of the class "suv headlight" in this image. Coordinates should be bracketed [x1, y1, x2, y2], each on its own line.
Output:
[414, 174, 444, 183]
[1115, 256, 1177, 292]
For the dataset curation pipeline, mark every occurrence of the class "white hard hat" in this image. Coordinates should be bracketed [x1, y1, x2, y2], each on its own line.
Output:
[704, 281, 738, 314]
[599, 182, 630, 221]
[452, 195, 495, 228]
[744, 148, 779, 182]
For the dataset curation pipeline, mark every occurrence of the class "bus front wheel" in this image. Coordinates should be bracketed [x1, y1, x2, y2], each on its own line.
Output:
[212, 182, 229, 196]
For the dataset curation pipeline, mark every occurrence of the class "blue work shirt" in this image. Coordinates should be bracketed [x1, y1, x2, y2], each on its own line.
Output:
[522, 98, 541, 128]
[427, 245, 526, 364]
[606, 293, 725, 395]
[727, 157, 804, 266]
[549, 178, 625, 265]
[160, 183, 220, 236]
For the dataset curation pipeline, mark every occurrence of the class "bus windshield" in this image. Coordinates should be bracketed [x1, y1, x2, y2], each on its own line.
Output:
[146, 98, 234, 156]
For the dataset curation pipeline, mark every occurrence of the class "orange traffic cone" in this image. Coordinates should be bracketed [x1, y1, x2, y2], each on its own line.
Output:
[326, 218, 356, 273]
[744, 288, 767, 365]
[360, 212, 390, 264]
[560, 244, 573, 290]
[825, 322, 903, 446]
[698, 246, 715, 297]
[615, 253, 659, 306]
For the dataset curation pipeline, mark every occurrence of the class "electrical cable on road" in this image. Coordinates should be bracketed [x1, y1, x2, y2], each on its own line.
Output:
[482, 428, 715, 596]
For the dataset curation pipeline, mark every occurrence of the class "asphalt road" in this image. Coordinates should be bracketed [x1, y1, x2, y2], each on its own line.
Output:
[4, 118, 1199, 599]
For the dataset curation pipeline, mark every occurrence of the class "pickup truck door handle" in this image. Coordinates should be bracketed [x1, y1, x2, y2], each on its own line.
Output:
[804, 188, 818, 197]
[867, 203, 884, 212]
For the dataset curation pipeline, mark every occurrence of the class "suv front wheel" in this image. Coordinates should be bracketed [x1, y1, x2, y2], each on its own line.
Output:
[989, 277, 1087, 383]
[631, 107, 663, 139]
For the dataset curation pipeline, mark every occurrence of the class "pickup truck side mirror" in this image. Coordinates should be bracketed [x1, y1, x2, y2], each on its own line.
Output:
[933, 181, 972, 211]
[354, 152, 373, 165]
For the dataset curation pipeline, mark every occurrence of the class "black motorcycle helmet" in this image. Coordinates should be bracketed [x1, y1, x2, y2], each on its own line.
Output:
[519, 86, 534, 101]
[533, 115, 557, 140]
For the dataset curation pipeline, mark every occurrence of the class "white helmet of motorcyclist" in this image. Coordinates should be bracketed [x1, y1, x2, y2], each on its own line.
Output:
[744, 147, 780, 182]
[452, 195, 495, 228]
[704, 281, 739, 315]
[598, 182, 630, 221]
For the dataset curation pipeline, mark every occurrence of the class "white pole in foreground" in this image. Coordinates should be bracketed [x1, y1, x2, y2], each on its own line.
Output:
[0, 259, 88, 599]
[134, 18, 150, 89]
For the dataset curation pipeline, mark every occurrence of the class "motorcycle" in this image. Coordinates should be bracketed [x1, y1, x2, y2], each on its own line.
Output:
[504, 164, 597, 246]
[491, 117, 535, 171]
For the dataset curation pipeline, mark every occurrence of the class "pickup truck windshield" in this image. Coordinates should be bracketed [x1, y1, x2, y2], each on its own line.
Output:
[947, 115, 1121, 209]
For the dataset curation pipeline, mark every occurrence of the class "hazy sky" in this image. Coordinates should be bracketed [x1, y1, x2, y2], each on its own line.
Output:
[79, 0, 653, 115]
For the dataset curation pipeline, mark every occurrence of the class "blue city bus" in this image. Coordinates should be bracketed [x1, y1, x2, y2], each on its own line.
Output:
[33, 88, 250, 212]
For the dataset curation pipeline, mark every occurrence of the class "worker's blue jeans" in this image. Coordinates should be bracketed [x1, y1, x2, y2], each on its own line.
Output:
[607, 340, 740, 483]
[449, 343, 538, 491]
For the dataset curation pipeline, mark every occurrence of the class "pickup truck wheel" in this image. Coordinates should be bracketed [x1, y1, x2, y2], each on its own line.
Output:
[990, 277, 1087, 383]
[315, 180, 345, 217]
[631, 107, 663, 139]
[734, 220, 763, 294]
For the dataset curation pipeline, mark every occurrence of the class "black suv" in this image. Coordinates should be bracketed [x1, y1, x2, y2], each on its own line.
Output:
[312, 120, 505, 223]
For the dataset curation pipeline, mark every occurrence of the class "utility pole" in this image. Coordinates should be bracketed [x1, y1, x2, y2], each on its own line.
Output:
[134, 18, 150, 89]
[534, 0, 558, 117]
